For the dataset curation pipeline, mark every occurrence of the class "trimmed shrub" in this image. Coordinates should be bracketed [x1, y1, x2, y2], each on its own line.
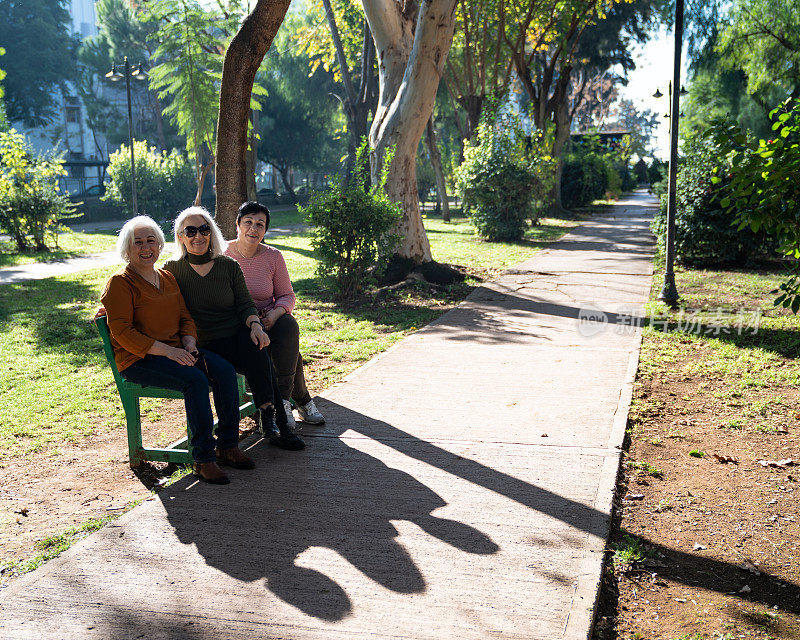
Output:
[0, 130, 77, 251]
[105, 141, 196, 220]
[560, 152, 609, 209]
[302, 143, 401, 298]
[651, 137, 775, 267]
[456, 113, 554, 241]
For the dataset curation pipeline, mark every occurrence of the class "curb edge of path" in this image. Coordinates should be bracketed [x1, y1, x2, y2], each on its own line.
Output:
[563, 330, 645, 640]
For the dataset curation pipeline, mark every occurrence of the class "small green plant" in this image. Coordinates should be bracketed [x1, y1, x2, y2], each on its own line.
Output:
[0, 129, 78, 251]
[689, 449, 706, 458]
[724, 418, 746, 430]
[655, 498, 673, 512]
[105, 140, 195, 219]
[650, 436, 664, 446]
[612, 534, 651, 569]
[628, 459, 664, 478]
[302, 141, 401, 298]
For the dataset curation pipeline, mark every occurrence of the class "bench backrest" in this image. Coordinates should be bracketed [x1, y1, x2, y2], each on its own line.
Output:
[95, 315, 126, 389]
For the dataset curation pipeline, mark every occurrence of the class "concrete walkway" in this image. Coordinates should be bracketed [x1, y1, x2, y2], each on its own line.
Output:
[0, 192, 657, 639]
[0, 225, 307, 284]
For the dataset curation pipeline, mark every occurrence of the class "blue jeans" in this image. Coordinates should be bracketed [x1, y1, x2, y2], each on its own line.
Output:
[121, 350, 240, 463]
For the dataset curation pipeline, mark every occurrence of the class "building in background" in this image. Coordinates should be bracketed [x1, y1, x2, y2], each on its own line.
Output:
[12, 0, 107, 195]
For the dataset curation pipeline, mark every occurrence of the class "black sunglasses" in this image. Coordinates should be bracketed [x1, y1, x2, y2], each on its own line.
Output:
[182, 224, 211, 238]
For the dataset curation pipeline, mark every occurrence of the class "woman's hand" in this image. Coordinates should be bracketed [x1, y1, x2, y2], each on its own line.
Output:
[250, 322, 270, 349]
[181, 335, 198, 354]
[166, 346, 198, 366]
[260, 307, 285, 331]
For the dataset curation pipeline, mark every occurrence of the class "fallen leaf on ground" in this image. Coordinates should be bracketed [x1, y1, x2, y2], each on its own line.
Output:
[713, 454, 738, 464]
[758, 459, 795, 468]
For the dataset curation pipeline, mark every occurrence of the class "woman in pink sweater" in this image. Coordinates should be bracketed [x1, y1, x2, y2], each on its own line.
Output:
[225, 201, 325, 428]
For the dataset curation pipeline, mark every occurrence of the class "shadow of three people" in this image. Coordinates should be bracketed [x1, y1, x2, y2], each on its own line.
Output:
[160, 401, 500, 622]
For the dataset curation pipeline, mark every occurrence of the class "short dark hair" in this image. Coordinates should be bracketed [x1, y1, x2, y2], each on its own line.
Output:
[237, 201, 270, 229]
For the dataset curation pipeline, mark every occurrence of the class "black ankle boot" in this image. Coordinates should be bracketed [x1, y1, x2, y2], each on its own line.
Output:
[270, 422, 305, 451]
[259, 406, 280, 439]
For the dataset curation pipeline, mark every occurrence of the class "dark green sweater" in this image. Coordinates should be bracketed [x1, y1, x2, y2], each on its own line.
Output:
[164, 255, 257, 344]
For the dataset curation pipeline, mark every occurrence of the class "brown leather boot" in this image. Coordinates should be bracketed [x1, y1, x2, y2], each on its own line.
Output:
[215, 447, 256, 470]
[194, 461, 230, 484]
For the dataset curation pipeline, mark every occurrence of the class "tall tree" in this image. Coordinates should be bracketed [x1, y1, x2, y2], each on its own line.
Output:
[0, 0, 78, 127]
[0, 48, 8, 132]
[257, 17, 345, 199]
[145, 0, 264, 206]
[718, 0, 800, 98]
[514, 0, 662, 211]
[215, 0, 292, 238]
[361, 0, 459, 263]
[298, 0, 378, 180]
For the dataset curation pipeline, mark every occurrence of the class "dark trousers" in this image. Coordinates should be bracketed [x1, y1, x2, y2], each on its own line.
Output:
[203, 326, 288, 427]
[267, 313, 311, 405]
[121, 350, 239, 463]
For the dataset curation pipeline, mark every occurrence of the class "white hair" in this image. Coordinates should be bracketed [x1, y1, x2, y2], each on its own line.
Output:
[171, 206, 227, 260]
[117, 215, 166, 263]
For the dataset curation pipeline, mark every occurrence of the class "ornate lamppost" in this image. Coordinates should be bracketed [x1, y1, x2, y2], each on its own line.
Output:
[652, 0, 686, 307]
[105, 57, 149, 215]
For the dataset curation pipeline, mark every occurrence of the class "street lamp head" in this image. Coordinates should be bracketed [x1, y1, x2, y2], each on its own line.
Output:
[105, 64, 124, 82]
[653, 88, 663, 99]
[131, 63, 149, 81]
[679, 85, 689, 97]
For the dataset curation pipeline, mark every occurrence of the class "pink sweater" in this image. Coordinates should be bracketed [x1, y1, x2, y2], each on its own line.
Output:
[224, 243, 296, 315]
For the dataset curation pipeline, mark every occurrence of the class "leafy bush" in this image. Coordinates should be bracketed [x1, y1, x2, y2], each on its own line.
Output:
[302, 142, 401, 298]
[560, 151, 609, 209]
[0, 130, 77, 251]
[617, 162, 637, 192]
[104, 140, 196, 220]
[456, 112, 554, 241]
[709, 99, 800, 310]
[651, 137, 775, 267]
[647, 159, 666, 185]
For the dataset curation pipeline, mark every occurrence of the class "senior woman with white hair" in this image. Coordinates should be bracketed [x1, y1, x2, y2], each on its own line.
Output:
[163, 206, 304, 451]
[100, 215, 254, 485]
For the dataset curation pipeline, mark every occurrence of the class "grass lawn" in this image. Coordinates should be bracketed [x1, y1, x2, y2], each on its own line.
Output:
[0, 214, 577, 460]
[596, 259, 800, 640]
[0, 206, 308, 269]
[0, 230, 119, 268]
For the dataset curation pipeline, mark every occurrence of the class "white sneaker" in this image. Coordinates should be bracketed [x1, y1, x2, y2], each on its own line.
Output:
[296, 399, 325, 424]
[282, 398, 296, 429]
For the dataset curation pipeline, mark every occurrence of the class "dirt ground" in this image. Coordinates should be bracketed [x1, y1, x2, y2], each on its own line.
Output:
[594, 338, 800, 640]
[0, 399, 264, 580]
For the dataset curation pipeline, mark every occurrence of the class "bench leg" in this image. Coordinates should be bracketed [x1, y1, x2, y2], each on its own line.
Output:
[119, 391, 145, 469]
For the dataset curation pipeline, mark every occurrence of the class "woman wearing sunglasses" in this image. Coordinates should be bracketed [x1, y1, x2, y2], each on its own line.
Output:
[101, 215, 253, 485]
[164, 206, 304, 451]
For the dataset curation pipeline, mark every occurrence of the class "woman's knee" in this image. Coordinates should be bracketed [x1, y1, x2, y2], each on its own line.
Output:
[271, 313, 299, 341]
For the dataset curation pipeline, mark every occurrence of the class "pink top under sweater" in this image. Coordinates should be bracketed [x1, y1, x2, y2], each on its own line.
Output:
[224, 243, 296, 315]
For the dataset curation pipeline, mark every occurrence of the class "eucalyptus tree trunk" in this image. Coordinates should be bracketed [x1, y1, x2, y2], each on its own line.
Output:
[425, 116, 450, 222]
[215, 0, 291, 238]
[361, 0, 458, 264]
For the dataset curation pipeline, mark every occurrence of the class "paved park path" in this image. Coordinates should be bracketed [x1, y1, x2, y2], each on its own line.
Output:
[0, 224, 306, 284]
[0, 192, 657, 639]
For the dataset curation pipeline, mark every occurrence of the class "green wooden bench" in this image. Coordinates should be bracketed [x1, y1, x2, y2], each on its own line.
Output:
[95, 316, 257, 468]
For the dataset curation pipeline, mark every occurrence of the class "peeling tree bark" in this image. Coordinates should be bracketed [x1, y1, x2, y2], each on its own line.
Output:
[215, 0, 291, 239]
[361, 0, 458, 264]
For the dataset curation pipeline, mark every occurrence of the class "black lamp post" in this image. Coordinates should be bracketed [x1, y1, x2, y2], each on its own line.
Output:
[105, 57, 149, 215]
[651, 0, 686, 307]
